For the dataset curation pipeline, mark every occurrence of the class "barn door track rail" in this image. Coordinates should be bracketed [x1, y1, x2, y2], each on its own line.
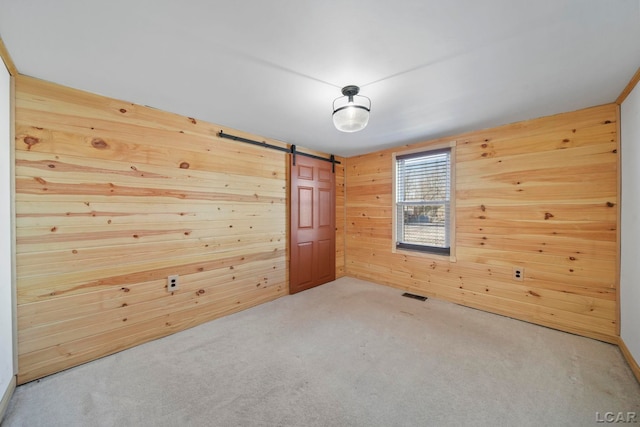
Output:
[218, 131, 340, 172]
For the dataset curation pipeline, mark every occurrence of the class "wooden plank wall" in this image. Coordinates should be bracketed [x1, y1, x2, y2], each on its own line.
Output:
[336, 158, 346, 278]
[13, 76, 343, 383]
[345, 104, 619, 343]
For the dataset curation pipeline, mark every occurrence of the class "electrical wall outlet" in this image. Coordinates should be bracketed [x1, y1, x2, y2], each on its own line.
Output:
[513, 267, 524, 281]
[167, 275, 179, 292]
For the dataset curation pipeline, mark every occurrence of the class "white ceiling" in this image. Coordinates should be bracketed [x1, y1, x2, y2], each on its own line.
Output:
[1, 0, 639, 157]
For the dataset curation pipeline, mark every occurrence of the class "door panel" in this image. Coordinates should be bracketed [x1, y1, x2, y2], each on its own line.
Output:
[319, 168, 332, 182]
[296, 242, 314, 286]
[319, 189, 332, 227]
[317, 239, 333, 283]
[290, 155, 336, 294]
[298, 187, 313, 228]
[298, 165, 314, 180]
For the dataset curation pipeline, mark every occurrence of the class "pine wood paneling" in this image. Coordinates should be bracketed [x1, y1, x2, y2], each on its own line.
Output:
[345, 104, 619, 343]
[15, 76, 344, 383]
[335, 157, 346, 277]
[14, 76, 295, 383]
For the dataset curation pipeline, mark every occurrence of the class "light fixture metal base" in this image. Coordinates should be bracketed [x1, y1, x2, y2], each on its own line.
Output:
[341, 85, 360, 97]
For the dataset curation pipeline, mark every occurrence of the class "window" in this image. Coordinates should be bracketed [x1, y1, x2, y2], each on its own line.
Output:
[394, 145, 454, 256]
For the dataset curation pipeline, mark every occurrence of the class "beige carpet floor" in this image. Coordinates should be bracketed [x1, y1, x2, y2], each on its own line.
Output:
[3, 277, 640, 426]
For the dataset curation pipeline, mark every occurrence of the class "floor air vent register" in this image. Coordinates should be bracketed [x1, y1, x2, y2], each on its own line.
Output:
[402, 292, 428, 301]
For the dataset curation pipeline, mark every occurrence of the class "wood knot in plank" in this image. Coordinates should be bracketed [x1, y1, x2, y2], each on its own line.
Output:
[119, 108, 127, 113]
[196, 289, 205, 295]
[544, 212, 554, 220]
[91, 138, 109, 149]
[606, 202, 615, 207]
[23, 136, 40, 150]
[188, 117, 197, 124]
[480, 205, 486, 212]
[528, 291, 540, 297]
[179, 162, 190, 169]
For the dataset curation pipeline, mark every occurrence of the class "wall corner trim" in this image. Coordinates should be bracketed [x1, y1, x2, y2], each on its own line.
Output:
[618, 337, 640, 385]
[617, 66, 640, 105]
[0, 39, 17, 76]
[0, 375, 16, 423]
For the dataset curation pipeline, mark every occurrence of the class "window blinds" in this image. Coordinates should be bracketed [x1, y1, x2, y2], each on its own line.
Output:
[396, 148, 451, 254]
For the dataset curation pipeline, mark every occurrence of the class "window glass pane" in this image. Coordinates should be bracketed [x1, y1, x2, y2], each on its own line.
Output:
[396, 149, 451, 252]
[398, 153, 449, 203]
[399, 204, 448, 247]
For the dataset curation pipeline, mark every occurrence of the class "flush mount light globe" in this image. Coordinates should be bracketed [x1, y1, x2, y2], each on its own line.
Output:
[332, 85, 371, 133]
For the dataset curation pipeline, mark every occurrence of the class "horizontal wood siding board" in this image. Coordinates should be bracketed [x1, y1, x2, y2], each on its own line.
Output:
[16, 234, 285, 278]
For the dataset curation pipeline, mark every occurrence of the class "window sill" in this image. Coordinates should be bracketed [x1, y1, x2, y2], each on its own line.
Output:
[392, 246, 457, 263]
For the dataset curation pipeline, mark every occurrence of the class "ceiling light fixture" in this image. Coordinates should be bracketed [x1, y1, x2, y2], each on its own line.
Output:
[332, 85, 371, 133]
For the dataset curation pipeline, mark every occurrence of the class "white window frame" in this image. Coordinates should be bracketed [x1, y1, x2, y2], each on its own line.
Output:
[392, 141, 456, 261]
